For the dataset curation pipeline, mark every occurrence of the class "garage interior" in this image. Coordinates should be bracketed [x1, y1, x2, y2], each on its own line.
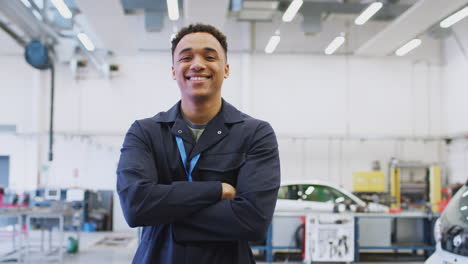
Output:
[0, 0, 467, 263]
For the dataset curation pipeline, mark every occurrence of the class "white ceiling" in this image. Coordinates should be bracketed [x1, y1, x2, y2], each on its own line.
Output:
[356, 0, 468, 56]
[0, 0, 465, 64]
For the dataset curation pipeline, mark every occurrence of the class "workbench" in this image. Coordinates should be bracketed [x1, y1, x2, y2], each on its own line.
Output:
[23, 210, 81, 263]
[0, 211, 24, 263]
[354, 211, 438, 261]
[0, 208, 81, 263]
[253, 211, 438, 263]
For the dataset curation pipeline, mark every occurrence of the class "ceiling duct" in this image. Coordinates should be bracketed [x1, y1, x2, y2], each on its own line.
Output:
[184, 0, 230, 28]
[236, 1, 279, 22]
[121, 0, 180, 32]
[296, 1, 411, 35]
[233, 0, 411, 34]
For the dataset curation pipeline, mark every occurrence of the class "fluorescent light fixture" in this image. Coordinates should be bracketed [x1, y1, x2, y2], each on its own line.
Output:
[50, 0, 72, 19]
[167, 0, 179, 21]
[282, 0, 303, 22]
[77, 33, 95, 51]
[355, 2, 383, 25]
[20, 0, 31, 8]
[265, 35, 280, 53]
[325, 36, 345, 55]
[440, 6, 468, 28]
[395, 38, 421, 56]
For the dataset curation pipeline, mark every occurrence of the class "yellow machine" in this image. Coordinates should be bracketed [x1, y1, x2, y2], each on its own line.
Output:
[390, 161, 441, 212]
[429, 165, 442, 212]
[390, 168, 400, 209]
[353, 171, 386, 193]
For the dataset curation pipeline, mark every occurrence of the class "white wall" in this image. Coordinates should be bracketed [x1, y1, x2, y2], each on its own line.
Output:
[251, 54, 443, 136]
[0, 57, 42, 191]
[0, 50, 449, 231]
[446, 139, 468, 185]
[249, 54, 445, 191]
[443, 20, 468, 135]
[277, 138, 446, 188]
[441, 19, 468, 185]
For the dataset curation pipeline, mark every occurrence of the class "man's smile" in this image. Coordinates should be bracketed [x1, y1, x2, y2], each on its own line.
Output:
[185, 74, 212, 80]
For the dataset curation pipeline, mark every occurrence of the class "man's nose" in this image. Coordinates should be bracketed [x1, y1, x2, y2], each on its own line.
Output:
[190, 57, 205, 71]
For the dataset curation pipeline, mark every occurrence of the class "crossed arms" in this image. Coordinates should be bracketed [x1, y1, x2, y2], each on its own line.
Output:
[117, 120, 281, 241]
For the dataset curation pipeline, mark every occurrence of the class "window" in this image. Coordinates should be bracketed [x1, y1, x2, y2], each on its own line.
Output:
[277, 185, 300, 200]
[302, 185, 335, 203]
[0, 156, 9, 188]
[278, 184, 357, 204]
[326, 186, 356, 205]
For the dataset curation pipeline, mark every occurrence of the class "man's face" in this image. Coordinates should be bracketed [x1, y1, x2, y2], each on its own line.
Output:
[172, 32, 229, 102]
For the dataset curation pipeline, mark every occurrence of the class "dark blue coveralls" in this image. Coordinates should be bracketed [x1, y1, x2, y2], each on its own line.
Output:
[117, 99, 281, 263]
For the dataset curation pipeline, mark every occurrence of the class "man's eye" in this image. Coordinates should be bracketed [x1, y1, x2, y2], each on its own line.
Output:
[206, 56, 216, 60]
[180, 57, 191, 61]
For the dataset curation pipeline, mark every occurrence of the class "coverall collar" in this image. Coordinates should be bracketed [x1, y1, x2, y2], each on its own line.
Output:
[154, 98, 245, 159]
[154, 98, 244, 124]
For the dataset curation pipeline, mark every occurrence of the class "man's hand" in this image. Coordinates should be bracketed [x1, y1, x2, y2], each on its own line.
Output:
[221, 183, 236, 200]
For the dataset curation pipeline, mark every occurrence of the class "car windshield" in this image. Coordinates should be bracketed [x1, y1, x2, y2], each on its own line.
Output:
[278, 184, 356, 204]
[442, 184, 468, 227]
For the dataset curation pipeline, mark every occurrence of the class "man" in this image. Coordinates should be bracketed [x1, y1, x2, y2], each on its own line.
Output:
[117, 24, 281, 264]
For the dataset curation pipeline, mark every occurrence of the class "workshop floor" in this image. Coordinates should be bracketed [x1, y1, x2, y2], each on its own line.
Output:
[0, 231, 425, 264]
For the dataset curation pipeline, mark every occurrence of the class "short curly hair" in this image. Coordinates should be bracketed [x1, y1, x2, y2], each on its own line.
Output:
[171, 23, 228, 62]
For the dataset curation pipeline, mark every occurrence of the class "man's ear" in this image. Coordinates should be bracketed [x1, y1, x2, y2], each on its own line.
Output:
[224, 64, 230, 79]
[171, 66, 176, 80]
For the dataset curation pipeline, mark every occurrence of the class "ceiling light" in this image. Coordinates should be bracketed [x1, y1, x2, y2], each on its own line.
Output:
[282, 0, 303, 22]
[167, 0, 179, 21]
[355, 2, 383, 25]
[50, 0, 72, 19]
[77, 33, 95, 51]
[265, 35, 280, 54]
[395, 38, 421, 56]
[440, 6, 468, 28]
[325, 36, 345, 55]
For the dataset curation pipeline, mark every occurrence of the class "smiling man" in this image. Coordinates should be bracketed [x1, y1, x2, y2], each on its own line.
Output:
[117, 24, 281, 264]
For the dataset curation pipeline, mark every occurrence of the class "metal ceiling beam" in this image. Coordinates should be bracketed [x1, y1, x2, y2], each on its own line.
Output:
[0, 19, 27, 47]
[0, 0, 58, 43]
[356, 0, 468, 56]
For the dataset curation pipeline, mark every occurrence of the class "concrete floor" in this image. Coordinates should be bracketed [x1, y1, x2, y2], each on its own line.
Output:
[0, 231, 425, 264]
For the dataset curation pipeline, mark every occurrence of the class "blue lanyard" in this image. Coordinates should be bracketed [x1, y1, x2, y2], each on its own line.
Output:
[175, 136, 200, 182]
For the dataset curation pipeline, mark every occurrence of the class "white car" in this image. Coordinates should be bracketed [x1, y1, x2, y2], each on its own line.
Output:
[425, 182, 468, 264]
[275, 180, 389, 213]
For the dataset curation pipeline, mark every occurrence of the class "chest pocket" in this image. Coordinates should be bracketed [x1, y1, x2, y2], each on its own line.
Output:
[197, 153, 245, 186]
